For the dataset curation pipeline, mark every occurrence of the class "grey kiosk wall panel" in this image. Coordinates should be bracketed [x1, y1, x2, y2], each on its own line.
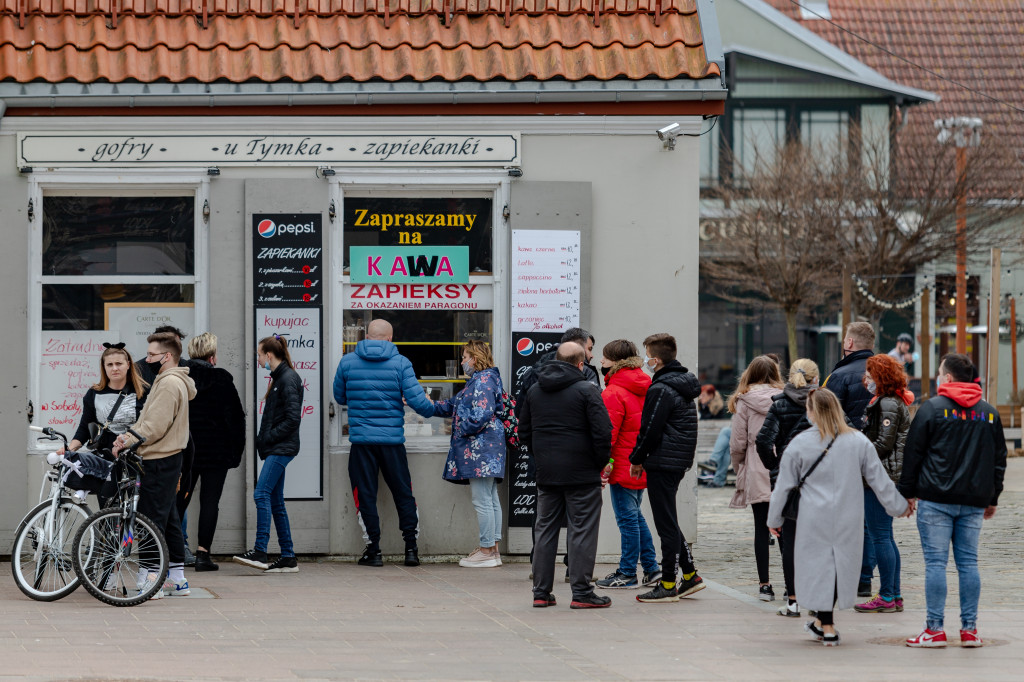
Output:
[244, 179, 331, 553]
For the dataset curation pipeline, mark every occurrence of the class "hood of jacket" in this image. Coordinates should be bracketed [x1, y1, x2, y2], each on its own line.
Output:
[833, 348, 874, 372]
[736, 384, 776, 416]
[869, 389, 916, 407]
[938, 382, 982, 408]
[652, 360, 701, 400]
[780, 383, 813, 406]
[154, 366, 197, 400]
[535, 360, 588, 392]
[183, 359, 220, 392]
[354, 339, 399, 362]
[606, 359, 649, 396]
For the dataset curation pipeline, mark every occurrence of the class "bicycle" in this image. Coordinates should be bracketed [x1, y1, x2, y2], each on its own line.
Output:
[71, 428, 170, 607]
[9, 426, 96, 601]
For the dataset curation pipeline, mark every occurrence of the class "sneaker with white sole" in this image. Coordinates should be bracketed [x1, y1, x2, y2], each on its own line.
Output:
[959, 629, 983, 648]
[137, 575, 163, 600]
[641, 570, 662, 587]
[906, 628, 948, 648]
[163, 578, 191, 597]
[459, 548, 498, 568]
[233, 548, 269, 570]
[596, 571, 638, 589]
[264, 556, 299, 573]
[778, 601, 800, 617]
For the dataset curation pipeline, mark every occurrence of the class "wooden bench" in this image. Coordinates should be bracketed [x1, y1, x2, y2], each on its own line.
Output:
[997, 405, 1020, 428]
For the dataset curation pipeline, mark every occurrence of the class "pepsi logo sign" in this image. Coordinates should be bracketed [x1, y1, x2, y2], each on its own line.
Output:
[257, 219, 277, 238]
[516, 338, 534, 356]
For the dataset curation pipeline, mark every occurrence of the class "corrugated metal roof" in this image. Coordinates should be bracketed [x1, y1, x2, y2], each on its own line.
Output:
[0, 0, 721, 84]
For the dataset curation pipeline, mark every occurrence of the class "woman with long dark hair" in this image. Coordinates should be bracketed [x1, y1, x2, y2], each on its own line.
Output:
[855, 354, 913, 614]
[233, 334, 303, 573]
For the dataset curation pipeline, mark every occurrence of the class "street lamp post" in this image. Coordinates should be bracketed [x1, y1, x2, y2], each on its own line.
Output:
[935, 117, 982, 354]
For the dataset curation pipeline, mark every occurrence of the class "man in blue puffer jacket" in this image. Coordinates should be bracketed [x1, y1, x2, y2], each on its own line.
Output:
[333, 319, 435, 567]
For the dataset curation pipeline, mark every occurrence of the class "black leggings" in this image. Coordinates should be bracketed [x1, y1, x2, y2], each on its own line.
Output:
[176, 467, 229, 551]
[778, 517, 797, 598]
[751, 502, 771, 584]
[817, 583, 840, 626]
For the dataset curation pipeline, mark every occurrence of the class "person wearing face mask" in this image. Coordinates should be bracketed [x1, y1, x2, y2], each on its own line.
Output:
[432, 341, 508, 568]
[113, 331, 198, 599]
[855, 353, 914, 616]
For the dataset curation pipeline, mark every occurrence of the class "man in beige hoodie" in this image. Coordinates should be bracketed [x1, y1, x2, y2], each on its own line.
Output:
[114, 331, 197, 598]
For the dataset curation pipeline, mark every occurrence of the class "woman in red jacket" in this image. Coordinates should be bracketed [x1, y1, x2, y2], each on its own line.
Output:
[595, 339, 662, 590]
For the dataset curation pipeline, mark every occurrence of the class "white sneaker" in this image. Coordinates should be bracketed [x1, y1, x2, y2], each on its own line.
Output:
[138, 575, 163, 600]
[459, 549, 499, 568]
[162, 578, 191, 596]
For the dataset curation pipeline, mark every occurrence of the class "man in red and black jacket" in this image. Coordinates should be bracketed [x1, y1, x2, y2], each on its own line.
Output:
[900, 353, 1006, 649]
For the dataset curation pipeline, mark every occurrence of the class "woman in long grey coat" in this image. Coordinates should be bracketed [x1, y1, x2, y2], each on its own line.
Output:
[768, 388, 910, 646]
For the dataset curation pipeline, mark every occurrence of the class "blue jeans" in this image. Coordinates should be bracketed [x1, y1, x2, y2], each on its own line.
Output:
[254, 455, 294, 557]
[917, 500, 985, 631]
[864, 488, 901, 600]
[608, 484, 659, 577]
[709, 427, 731, 486]
[468, 477, 503, 548]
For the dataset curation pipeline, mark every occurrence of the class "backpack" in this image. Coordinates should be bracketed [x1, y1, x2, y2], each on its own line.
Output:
[494, 391, 526, 456]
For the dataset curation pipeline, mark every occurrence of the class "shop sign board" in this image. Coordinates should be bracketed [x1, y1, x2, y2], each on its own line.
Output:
[349, 246, 469, 284]
[344, 283, 492, 310]
[510, 230, 581, 332]
[38, 332, 115, 431]
[17, 132, 520, 167]
[252, 213, 324, 499]
[104, 302, 195, 364]
[507, 331, 563, 528]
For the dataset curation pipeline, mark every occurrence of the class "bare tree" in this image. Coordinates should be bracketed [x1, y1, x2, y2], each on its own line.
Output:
[702, 142, 849, 362]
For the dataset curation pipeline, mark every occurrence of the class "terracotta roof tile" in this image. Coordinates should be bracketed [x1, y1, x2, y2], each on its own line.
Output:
[761, 1, 1024, 149]
[0, 0, 719, 83]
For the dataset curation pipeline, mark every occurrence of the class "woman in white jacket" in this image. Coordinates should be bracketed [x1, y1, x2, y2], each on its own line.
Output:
[768, 388, 912, 647]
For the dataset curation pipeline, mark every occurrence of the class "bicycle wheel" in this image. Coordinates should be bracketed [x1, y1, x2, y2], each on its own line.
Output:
[72, 508, 169, 607]
[10, 498, 93, 601]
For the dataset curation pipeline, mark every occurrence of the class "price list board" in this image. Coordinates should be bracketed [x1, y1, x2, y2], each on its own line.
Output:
[251, 213, 324, 499]
[511, 230, 581, 332]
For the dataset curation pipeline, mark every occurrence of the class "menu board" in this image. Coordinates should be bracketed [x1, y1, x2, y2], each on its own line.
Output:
[39, 332, 114, 432]
[511, 230, 581, 332]
[507, 331, 562, 528]
[252, 213, 323, 499]
[104, 302, 195, 363]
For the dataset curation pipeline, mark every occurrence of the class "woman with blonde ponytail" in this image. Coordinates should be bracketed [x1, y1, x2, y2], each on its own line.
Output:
[755, 358, 819, 617]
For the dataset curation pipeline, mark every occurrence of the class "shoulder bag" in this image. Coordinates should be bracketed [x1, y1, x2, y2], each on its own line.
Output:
[781, 437, 835, 521]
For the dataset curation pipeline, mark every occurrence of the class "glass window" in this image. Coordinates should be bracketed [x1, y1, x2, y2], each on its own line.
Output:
[800, 110, 850, 160]
[700, 120, 720, 186]
[732, 109, 787, 178]
[42, 284, 195, 331]
[342, 197, 493, 274]
[43, 196, 194, 276]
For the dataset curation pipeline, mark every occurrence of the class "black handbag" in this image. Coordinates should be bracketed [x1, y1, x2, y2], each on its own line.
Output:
[781, 438, 834, 521]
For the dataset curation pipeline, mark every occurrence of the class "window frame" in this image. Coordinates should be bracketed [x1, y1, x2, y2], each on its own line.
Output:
[28, 170, 210, 450]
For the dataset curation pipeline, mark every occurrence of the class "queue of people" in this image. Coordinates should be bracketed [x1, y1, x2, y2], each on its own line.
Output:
[56, 317, 1007, 650]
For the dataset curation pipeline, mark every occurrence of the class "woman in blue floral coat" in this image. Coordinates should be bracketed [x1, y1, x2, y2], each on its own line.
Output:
[433, 340, 507, 568]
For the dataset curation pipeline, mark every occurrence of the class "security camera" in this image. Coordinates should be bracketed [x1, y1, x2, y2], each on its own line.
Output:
[657, 123, 681, 150]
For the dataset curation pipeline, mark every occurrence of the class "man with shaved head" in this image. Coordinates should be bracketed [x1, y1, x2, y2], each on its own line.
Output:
[519, 341, 613, 609]
[333, 318, 435, 567]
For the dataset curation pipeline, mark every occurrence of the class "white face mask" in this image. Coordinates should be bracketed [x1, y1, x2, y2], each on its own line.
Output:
[865, 379, 877, 394]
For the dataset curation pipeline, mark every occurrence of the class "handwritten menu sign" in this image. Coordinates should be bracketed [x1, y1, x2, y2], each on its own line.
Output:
[511, 230, 581, 332]
[39, 332, 114, 430]
[253, 214, 323, 305]
[508, 331, 562, 528]
[252, 213, 323, 499]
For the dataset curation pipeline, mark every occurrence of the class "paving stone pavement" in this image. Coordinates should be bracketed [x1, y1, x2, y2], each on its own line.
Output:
[0, 459, 1021, 681]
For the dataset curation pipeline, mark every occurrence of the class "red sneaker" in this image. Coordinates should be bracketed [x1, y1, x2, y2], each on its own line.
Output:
[906, 628, 948, 648]
[960, 630, 983, 648]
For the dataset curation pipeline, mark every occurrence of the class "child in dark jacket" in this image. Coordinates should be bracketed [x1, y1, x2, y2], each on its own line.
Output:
[629, 333, 705, 603]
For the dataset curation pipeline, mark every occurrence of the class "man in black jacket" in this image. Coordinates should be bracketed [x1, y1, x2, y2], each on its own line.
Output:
[629, 333, 705, 603]
[823, 320, 876, 595]
[900, 354, 1006, 649]
[520, 342, 613, 609]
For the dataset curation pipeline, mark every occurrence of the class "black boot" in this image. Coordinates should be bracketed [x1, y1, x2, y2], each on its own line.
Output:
[358, 544, 383, 567]
[194, 549, 219, 572]
[404, 545, 420, 567]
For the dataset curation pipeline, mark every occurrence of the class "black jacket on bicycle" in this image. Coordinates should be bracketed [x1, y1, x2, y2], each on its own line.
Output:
[256, 362, 304, 460]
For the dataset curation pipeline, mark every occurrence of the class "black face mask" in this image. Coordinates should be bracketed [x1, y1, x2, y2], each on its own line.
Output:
[145, 355, 165, 376]
[601, 366, 611, 377]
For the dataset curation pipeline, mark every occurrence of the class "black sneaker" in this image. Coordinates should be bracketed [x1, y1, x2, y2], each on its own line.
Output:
[637, 583, 679, 603]
[805, 620, 825, 641]
[596, 571, 638, 589]
[759, 584, 775, 601]
[570, 593, 611, 609]
[404, 547, 420, 567]
[358, 545, 383, 567]
[264, 556, 299, 573]
[642, 570, 663, 587]
[533, 593, 557, 608]
[232, 549, 269, 570]
[857, 581, 872, 598]
[778, 601, 800, 617]
[677, 574, 706, 598]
